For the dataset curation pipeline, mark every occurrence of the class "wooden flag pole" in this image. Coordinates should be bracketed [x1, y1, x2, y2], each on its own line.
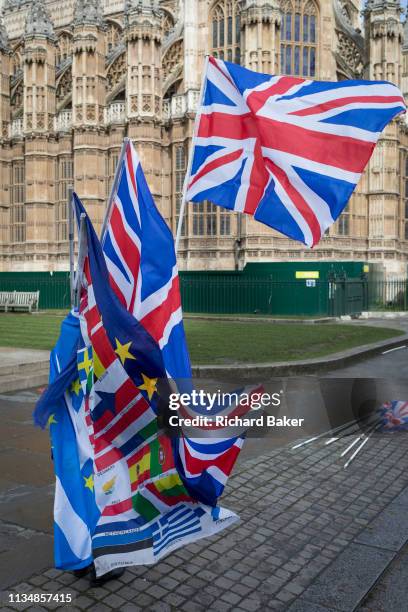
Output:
[175, 54, 210, 254]
[100, 137, 130, 242]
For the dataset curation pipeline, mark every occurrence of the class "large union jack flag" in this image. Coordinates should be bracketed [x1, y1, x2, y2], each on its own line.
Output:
[186, 57, 406, 247]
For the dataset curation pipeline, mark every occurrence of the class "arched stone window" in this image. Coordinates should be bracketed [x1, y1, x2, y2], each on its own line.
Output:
[106, 52, 126, 93]
[210, 0, 241, 63]
[56, 32, 72, 67]
[106, 21, 122, 55]
[11, 44, 22, 77]
[163, 39, 183, 85]
[163, 10, 175, 39]
[10, 80, 23, 118]
[280, 0, 318, 77]
[56, 67, 72, 109]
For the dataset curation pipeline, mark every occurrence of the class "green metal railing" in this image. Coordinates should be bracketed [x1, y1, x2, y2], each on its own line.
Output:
[0, 272, 408, 316]
[180, 276, 274, 315]
[367, 279, 408, 312]
[0, 272, 70, 310]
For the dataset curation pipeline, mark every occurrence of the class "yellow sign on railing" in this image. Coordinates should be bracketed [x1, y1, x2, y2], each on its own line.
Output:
[295, 271, 320, 280]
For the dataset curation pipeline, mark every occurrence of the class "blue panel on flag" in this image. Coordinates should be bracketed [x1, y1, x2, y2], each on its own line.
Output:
[223, 60, 271, 94]
[255, 178, 306, 244]
[277, 78, 389, 102]
[321, 107, 399, 133]
[191, 145, 226, 175]
[204, 78, 236, 106]
[293, 165, 356, 221]
[190, 158, 246, 209]
[117, 163, 142, 237]
[103, 230, 131, 283]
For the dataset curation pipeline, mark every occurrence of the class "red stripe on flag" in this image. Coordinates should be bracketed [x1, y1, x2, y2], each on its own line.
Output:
[140, 276, 181, 343]
[189, 148, 243, 189]
[84, 304, 101, 332]
[93, 434, 111, 455]
[89, 326, 116, 369]
[290, 95, 405, 117]
[91, 378, 142, 435]
[144, 482, 193, 506]
[244, 142, 269, 215]
[197, 112, 258, 141]
[95, 446, 123, 472]
[109, 272, 127, 308]
[94, 397, 150, 452]
[260, 117, 375, 174]
[157, 435, 175, 472]
[209, 56, 236, 88]
[102, 497, 133, 516]
[127, 442, 150, 469]
[247, 76, 304, 114]
[265, 158, 321, 247]
[183, 439, 241, 477]
[110, 205, 140, 312]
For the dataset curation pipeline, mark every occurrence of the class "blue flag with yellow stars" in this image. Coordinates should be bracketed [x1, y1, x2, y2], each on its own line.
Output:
[45, 311, 100, 570]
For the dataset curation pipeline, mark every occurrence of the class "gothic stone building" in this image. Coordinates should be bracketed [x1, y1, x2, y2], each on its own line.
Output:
[0, 0, 408, 275]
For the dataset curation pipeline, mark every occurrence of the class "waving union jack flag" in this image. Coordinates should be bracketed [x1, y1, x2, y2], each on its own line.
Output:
[186, 57, 406, 247]
[101, 140, 191, 381]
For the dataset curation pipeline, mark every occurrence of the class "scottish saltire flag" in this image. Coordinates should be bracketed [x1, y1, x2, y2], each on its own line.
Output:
[101, 139, 191, 381]
[101, 139, 245, 509]
[185, 57, 406, 247]
[71, 193, 238, 576]
[35, 311, 99, 570]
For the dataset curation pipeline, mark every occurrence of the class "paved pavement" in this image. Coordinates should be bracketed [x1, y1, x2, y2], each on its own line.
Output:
[358, 539, 408, 612]
[1, 386, 408, 611]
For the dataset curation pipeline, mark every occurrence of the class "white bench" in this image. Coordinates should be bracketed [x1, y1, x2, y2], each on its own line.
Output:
[0, 291, 15, 312]
[0, 290, 40, 313]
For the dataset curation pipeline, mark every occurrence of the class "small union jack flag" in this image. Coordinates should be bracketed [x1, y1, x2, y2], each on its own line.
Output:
[101, 140, 191, 381]
[379, 400, 408, 432]
[186, 57, 406, 247]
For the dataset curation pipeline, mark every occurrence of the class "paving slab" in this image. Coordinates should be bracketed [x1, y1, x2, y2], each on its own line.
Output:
[355, 486, 408, 552]
[297, 543, 395, 612]
[0, 532, 53, 590]
[287, 599, 339, 612]
[357, 541, 408, 612]
[0, 484, 53, 534]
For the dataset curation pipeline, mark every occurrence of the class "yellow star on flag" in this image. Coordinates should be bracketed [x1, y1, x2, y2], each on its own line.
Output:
[70, 378, 81, 396]
[47, 414, 57, 428]
[114, 338, 136, 365]
[84, 474, 94, 492]
[138, 373, 158, 400]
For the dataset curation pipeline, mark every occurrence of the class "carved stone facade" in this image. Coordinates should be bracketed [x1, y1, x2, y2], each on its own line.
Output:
[0, 0, 408, 277]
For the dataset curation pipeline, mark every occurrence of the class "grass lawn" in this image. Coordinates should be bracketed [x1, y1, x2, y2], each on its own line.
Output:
[0, 313, 404, 365]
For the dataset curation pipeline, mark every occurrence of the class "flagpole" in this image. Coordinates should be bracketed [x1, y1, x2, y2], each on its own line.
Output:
[100, 137, 130, 242]
[175, 54, 209, 254]
[67, 185, 75, 307]
[74, 212, 87, 309]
